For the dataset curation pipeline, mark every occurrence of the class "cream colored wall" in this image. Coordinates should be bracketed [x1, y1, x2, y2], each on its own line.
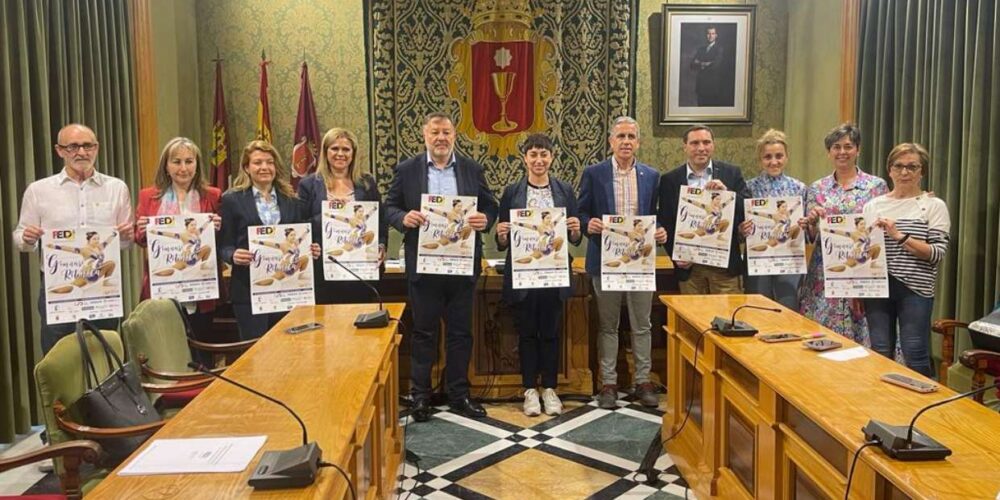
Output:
[635, 0, 789, 178]
[150, 0, 202, 158]
[784, 0, 844, 185]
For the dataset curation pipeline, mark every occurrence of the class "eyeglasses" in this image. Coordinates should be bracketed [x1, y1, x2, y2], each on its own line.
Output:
[889, 163, 922, 173]
[57, 143, 98, 153]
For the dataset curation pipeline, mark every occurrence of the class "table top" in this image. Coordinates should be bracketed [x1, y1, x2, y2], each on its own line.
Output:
[87, 303, 405, 499]
[659, 294, 1000, 499]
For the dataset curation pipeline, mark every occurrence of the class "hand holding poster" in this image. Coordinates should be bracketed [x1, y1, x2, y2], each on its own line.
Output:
[510, 207, 569, 289]
[820, 214, 889, 298]
[42, 227, 123, 324]
[417, 194, 477, 276]
[322, 200, 379, 281]
[744, 197, 806, 275]
[672, 186, 736, 268]
[147, 213, 219, 302]
[601, 215, 656, 291]
[249, 223, 315, 314]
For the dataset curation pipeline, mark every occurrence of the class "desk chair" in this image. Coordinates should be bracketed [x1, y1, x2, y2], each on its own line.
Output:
[932, 319, 999, 407]
[0, 440, 101, 500]
[122, 299, 256, 410]
[33, 329, 164, 495]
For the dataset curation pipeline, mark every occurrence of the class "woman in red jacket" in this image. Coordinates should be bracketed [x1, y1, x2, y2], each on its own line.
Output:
[135, 137, 222, 343]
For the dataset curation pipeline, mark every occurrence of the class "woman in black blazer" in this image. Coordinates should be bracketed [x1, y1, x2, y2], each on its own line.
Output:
[495, 133, 582, 416]
[298, 128, 387, 304]
[220, 140, 314, 340]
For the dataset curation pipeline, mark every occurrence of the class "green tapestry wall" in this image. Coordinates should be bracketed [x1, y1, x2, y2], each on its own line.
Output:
[635, 0, 789, 178]
[191, 1, 371, 176]
[365, 0, 638, 194]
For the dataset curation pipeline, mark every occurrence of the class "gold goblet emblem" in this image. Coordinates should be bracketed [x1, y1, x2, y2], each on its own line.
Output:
[491, 71, 518, 132]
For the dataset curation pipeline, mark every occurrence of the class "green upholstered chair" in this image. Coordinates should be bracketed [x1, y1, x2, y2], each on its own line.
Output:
[33, 328, 164, 495]
[121, 299, 255, 409]
[0, 440, 101, 500]
[933, 319, 998, 408]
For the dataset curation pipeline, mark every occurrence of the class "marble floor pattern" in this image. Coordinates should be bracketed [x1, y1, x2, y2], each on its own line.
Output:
[395, 391, 693, 500]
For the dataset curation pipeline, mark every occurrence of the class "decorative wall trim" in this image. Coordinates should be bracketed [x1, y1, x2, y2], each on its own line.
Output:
[129, 0, 158, 185]
[839, 0, 860, 123]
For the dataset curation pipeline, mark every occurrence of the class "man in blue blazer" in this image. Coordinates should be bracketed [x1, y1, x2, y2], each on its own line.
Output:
[385, 113, 498, 422]
[658, 125, 750, 294]
[578, 116, 668, 409]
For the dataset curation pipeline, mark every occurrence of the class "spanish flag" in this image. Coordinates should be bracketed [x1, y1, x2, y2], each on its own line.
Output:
[256, 50, 273, 144]
[209, 56, 231, 190]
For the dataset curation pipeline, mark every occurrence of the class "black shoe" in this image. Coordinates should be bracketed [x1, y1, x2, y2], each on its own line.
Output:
[412, 398, 431, 423]
[449, 397, 487, 419]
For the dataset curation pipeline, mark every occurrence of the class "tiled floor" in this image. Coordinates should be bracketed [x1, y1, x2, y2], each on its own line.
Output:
[395, 391, 692, 499]
[1, 395, 694, 499]
[0, 426, 48, 496]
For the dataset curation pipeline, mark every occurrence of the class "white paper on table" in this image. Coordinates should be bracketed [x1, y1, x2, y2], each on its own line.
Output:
[818, 346, 870, 362]
[118, 436, 267, 475]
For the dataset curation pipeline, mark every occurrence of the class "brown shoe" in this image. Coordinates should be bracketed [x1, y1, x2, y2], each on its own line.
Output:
[597, 384, 618, 409]
[634, 382, 659, 408]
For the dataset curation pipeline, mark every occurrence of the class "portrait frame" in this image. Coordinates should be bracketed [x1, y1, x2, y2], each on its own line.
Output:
[659, 4, 756, 124]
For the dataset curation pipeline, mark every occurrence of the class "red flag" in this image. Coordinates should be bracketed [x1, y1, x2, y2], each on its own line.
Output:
[210, 56, 231, 190]
[256, 50, 273, 144]
[291, 61, 321, 188]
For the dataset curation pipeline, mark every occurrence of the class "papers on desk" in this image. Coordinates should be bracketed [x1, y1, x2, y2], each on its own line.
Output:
[818, 346, 870, 362]
[118, 436, 267, 475]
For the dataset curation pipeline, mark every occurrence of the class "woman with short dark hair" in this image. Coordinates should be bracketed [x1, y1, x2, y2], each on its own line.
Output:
[495, 133, 582, 416]
[797, 123, 888, 344]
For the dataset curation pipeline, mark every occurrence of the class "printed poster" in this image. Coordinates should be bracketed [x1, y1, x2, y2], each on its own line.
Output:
[248, 223, 315, 314]
[147, 213, 220, 302]
[672, 186, 736, 268]
[510, 207, 569, 289]
[42, 227, 123, 324]
[744, 197, 807, 276]
[820, 214, 889, 298]
[322, 200, 379, 281]
[601, 215, 656, 291]
[417, 194, 477, 276]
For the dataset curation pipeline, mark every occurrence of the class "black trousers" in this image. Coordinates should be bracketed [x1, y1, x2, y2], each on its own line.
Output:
[232, 304, 287, 341]
[408, 275, 476, 402]
[512, 289, 563, 389]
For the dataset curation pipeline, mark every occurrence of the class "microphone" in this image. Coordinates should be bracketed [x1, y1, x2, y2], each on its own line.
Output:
[862, 380, 1000, 461]
[326, 255, 389, 328]
[711, 304, 782, 337]
[187, 362, 323, 489]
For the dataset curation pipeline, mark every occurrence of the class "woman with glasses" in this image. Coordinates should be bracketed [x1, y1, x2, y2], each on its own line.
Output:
[797, 123, 888, 345]
[861, 143, 950, 376]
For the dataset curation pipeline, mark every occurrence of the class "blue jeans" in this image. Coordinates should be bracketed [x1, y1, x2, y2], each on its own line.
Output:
[745, 274, 801, 310]
[864, 276, 934, 377]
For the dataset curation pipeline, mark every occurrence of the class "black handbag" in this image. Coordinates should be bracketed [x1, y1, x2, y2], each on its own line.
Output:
[69, 319, 159, 465]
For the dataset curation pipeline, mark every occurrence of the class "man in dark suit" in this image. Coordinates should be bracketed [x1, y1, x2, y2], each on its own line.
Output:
[690, 26, 727, 106]
[385, 112, 498, 422]
[578, 116, 668, 409]
[659, 124, 750, 294]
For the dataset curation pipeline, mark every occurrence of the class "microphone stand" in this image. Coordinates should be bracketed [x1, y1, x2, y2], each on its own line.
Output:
[188, 362, 323, 489]
[711, 304, 782, 337]
[862, 380, 1000, 461]
[327, 255, 390, 328]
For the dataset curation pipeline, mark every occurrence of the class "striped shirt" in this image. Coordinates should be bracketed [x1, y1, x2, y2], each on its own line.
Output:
[863, 194, 950, 297]
[612, 157, 638, 216]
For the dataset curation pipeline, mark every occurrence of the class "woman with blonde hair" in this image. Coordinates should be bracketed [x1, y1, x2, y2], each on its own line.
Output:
[298, 128, 386, 304]
[738, 129, 806, 309]
[220, 140, 314, 339]
[862, 143, 950, 376]
[135, 137, 222, 348]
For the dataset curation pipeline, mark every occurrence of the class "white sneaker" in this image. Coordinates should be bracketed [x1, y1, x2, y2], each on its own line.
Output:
[523, 388, 541, 416]
[541, 388, 562, 415]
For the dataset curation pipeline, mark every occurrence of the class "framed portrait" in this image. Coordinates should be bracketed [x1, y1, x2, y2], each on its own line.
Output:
[659, 4, 756, 124]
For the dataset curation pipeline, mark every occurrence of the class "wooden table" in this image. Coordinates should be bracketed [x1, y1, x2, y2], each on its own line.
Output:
[660, 294, 1000, 500]
[88, 303, 405, 499]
